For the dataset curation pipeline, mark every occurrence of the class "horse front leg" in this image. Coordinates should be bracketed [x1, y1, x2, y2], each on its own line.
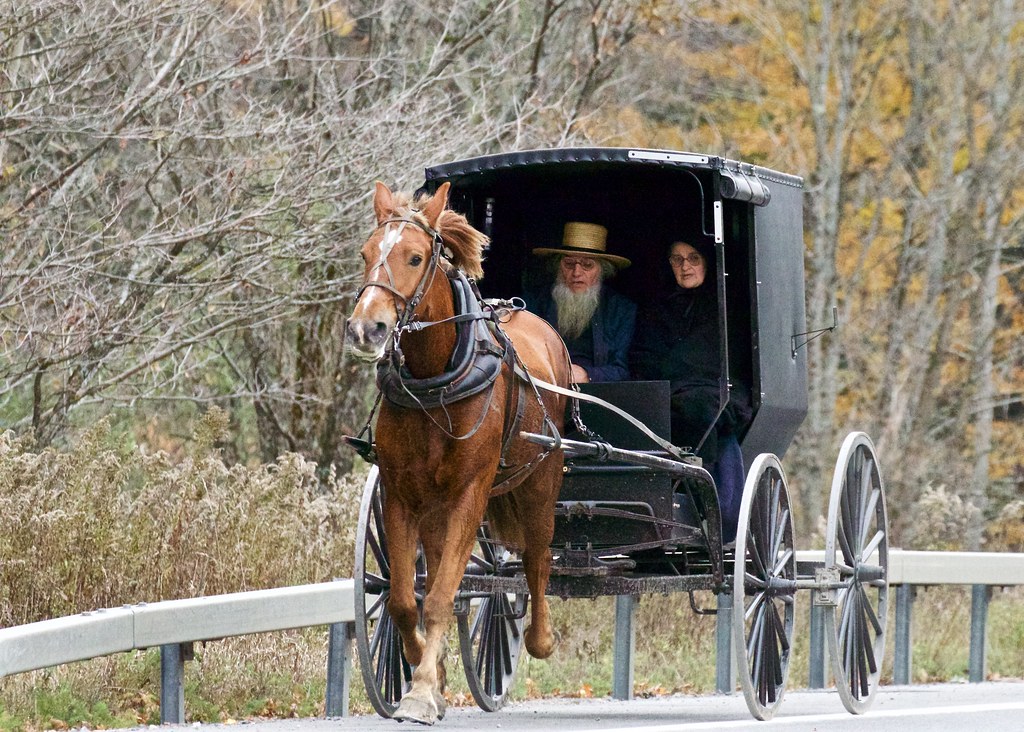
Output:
[394, 492, 484, 725]
[383, 500, 426, 668]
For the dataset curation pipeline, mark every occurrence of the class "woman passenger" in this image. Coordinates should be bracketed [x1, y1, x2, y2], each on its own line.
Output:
[630, 240, 751, 542]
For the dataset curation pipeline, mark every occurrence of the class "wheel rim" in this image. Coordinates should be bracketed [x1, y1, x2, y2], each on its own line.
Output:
[824, 432, 889, 714]
[353, 467, 425, 718]
[732, 453, 796, 721]
[457, 525, 525, 711]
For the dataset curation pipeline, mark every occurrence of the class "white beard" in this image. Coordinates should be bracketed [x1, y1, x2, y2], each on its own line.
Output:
[552, 281, 600, 340]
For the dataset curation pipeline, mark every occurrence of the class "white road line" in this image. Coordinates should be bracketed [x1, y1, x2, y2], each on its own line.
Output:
[586, 701, 1024, 731]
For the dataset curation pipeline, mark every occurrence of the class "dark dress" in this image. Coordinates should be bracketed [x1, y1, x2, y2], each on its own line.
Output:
[630, 282, 752, 542]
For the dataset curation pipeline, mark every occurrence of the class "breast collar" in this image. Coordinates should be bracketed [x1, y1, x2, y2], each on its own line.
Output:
[376, 270, 511, 409]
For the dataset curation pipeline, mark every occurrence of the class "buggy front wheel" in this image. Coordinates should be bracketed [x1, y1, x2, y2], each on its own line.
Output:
[353, 466, 426, 718]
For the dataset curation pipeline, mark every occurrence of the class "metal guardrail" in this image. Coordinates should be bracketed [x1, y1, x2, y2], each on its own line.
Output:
[2, 551, 1023, 722]
[0, 581, 355, 722]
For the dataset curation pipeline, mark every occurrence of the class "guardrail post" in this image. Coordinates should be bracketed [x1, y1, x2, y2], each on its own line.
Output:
[612, 595, 636, 700]
[969, 584, 991, 683]
[715, 592, 734, 694]
[893, 584, 915, 685]
[160, 642, 191, 724]
[808, 599, 826, 689]
[325, 621, 354, 716]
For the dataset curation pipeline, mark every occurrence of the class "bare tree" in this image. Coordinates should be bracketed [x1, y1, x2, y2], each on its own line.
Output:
[0, 0, 654, 472]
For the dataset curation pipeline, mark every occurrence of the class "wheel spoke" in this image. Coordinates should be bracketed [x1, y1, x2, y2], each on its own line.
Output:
[748, 489, 770, 579]
[474, 598, 493, 677]
[837, 515, 856, 567]
[840, 474, 857, 564]
[747, 600, 767, 659]
[365, 590, 388, 619]
[767, 627, 783, 700]
[860, 606, 878, 676]
[366, 530, 390, 577]
[856, 595, 870, 697]
[859, 485, 880, 549]
[766, 476, 781, 557]
[769, 599, 791, 657]
[745, 572, 767, 589]
[861, 588, 883, 636]
[851, 450, 866, 535]
[762, 603, 781, 702]
[745, 590, 767, 622]
[369, 610, 390, 662]
[838, 591, 854, 652]
[860, 530, 885, 564]
[772, 547, 794, 576]
[770, 506, 790, 566]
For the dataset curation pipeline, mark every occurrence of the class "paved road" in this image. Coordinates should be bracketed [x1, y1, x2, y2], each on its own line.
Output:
[173, 682, 1024, 732]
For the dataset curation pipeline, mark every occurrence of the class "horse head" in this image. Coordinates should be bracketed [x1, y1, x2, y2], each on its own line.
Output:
[345, 181, 453, 362]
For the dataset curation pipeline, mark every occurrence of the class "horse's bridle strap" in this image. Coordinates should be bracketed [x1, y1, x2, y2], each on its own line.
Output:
[357, 215, 445, 330]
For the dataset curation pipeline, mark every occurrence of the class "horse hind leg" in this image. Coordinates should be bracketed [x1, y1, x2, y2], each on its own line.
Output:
[512, 467, 561, 660]
[485, 492, 554, 656]
[522, 543, 556, 659]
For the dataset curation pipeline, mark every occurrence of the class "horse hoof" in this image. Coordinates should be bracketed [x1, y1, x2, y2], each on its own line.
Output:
[393, 694, 441, 726]
[525, 623, 556, 659]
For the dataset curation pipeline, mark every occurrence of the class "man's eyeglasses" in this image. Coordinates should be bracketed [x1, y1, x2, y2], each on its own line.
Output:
[669, 253, 704, 268]
[560, 257, 598, 271]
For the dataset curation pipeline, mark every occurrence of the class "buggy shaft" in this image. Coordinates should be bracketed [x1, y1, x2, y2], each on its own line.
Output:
[520, 432, 710, 480]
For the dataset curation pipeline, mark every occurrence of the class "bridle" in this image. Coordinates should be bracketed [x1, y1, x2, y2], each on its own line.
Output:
[356, 215, 446, 335]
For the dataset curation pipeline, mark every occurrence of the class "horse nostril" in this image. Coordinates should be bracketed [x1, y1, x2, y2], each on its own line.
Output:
[373, 322, 388, 338]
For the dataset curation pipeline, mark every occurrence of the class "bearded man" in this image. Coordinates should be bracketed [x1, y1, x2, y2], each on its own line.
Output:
[527, 222, 636, 383]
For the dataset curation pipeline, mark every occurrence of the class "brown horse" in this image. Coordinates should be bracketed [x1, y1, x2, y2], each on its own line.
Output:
[345, 181, 570, 724]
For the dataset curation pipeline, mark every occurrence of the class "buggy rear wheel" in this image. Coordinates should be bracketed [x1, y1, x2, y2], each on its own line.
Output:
[457, 525, 526, 711]
[824, 432, 889, 714]
[353, 466, 426, 718]
[732, 453, 796, 721]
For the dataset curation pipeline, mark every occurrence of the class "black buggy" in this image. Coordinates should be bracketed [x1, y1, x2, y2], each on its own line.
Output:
[353, 148, 890, 721]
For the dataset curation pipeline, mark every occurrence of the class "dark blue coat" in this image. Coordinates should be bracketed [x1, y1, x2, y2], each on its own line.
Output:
[526, 285, 637, 382]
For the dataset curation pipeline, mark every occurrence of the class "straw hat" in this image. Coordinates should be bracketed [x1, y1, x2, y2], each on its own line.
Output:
[532, 222, 631, 269]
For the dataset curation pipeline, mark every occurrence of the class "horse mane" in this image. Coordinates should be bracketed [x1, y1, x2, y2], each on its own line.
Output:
[393, 191, 488, 279]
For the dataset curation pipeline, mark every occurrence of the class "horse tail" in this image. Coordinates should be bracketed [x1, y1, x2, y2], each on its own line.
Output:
[485, 492, 525, 551]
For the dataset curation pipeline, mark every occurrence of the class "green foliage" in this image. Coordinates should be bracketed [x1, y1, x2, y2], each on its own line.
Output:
[30, 688, 134, 729]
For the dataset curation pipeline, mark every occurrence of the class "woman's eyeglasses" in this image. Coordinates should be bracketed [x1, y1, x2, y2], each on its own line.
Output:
[669, 253, 704, 268]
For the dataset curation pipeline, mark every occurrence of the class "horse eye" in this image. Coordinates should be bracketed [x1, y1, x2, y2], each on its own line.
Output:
[410, 255, 423, 266]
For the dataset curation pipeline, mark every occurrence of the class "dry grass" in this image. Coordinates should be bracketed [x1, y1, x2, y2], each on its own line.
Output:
[0, 417, 362, 627]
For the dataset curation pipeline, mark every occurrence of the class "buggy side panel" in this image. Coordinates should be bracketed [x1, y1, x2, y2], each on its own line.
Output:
[740, 171, 808, 463]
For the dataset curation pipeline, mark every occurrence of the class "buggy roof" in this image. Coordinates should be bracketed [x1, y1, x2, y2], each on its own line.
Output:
[424, 147, 802, 207]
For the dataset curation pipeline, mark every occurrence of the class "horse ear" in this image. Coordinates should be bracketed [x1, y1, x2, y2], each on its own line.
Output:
[373, 181, 395, 225]
[420, 182, 450, 230]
